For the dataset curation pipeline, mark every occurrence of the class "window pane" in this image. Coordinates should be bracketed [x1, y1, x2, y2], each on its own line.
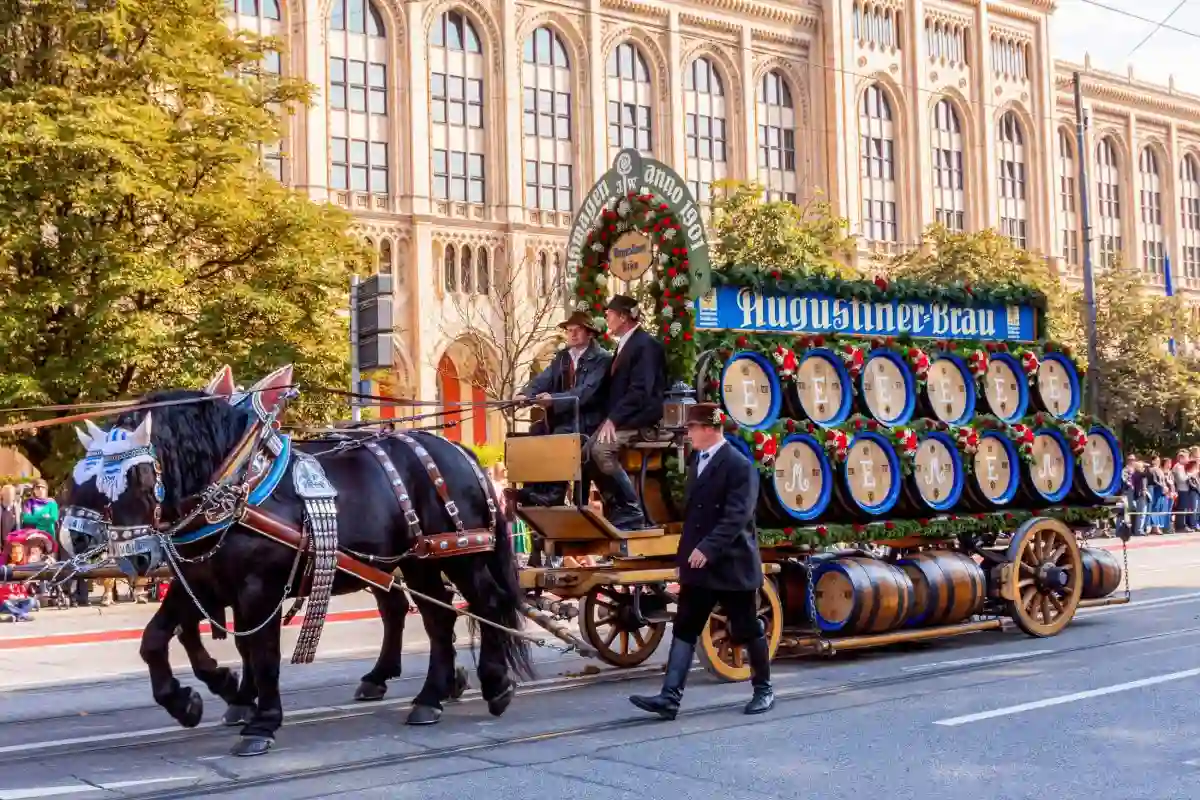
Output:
[330, 85, 346, 109]
[350, 139, 367, 163]
[369, 63, 385, 87]
[451, 151, 465, 174]
[330, 58, 345, 82]
[526, 184, 538, 206]
[370, 87, 386, 114]
[349, 87, 365, 111]
[557, 188, 571, 210]
[434, 176, 447, 198]
[468, 79, 482, 102]
[449, 102, 464, 125]
[469, 153, 484, 177]
[351, 166, 367, 191]
[331, 137, 347, 161]
[431, 73, 445, 97]
[469, 179, 484, 203]
[349, 60, 365, 84]
[467, 106, 481, 128]
[451, 176, 466, 200]
[370, 142, 387, 165]
[434, 149, 447, 174]
[370, 167, 387, 193]
[330, 165, 347, 190]
[555, 116, 569, 140]
[525, 160, 537, 183]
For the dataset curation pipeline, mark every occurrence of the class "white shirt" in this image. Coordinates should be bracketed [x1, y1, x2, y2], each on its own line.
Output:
[695, 439, 726, 478]
[568, 345, 587, 369]
[615, 327, 635, 357]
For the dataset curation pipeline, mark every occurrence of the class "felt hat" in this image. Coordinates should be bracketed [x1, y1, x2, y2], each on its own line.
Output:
[558, 311, 601, 335]
[684, 402, 724, 428]
[605, 294, 641, 320]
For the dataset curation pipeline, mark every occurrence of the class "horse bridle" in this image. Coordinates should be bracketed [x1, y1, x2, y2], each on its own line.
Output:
[62, 406, 283, 558]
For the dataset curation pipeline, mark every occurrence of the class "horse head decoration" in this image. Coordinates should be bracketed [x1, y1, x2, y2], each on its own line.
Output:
[61, 365, 296, 566]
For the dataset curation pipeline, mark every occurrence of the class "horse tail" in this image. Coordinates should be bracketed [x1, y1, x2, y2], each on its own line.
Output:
[453, 444, 533, 681]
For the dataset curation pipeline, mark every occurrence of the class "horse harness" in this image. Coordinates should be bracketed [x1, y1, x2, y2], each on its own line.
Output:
[66, 406, 500, 665]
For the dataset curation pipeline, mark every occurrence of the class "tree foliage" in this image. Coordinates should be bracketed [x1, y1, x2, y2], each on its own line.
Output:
[1090, 258, 1200, 447]
[707, 180, 860, 279]
[0, 0, 368, 478]
[880, 225, 1084, 352]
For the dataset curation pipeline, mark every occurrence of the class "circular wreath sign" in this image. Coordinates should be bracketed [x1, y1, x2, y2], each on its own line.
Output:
[570, 189, 698, 378]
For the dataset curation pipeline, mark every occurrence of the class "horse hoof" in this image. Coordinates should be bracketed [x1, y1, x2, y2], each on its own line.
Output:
[450, 667, 469, 701]
[486, 681, 516, 717]
[222, 705, 255, 727]
[405, 705, 442, 726]
[179, 689, 204, 729]
[354, 681, 387, 702]
[230, 736, 274, 757]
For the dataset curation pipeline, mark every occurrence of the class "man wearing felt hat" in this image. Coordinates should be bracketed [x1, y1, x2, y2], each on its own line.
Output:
[514, 311, 611, 507]
[629, 401, 774, 720]
[586, 294, 666, 531]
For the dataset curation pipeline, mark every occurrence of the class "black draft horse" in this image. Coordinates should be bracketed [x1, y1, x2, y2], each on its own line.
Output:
[64, 387, 532, 756]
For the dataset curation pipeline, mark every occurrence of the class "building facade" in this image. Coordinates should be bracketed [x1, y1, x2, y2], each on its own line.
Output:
[229, 0, 1200, 444]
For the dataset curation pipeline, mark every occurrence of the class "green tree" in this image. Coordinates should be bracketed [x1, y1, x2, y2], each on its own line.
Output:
[0, 0, 368, 479]
[881, 224, 1084, 352]
[707, 180, 860, 279]
[1090, 258, 1200, 447]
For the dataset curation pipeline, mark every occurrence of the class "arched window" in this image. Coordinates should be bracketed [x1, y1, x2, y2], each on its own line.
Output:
[444, 243, 457, 293]
[1057, 129, 1078, 266]
[859, 83, 897, 243]
[606, 42, 652, 159]
[1139, 148, 1165, 277]
[475, 247, 490, 295]
[930, 99, 964, 231]
[757, 70, 797, 204]
[1181, 155, 1200, 279]
[684, 57, 727, 205]
[522, 26, 573, 213]
[327, 0, 389, 196]
[997, 112, 1027, 248]
[431, 11, 486, 205]
[459, 244, 474, 293]
[228, 0, 287, 180]
[380, 239, 393, 274]
[1095, 137, 1122, 268]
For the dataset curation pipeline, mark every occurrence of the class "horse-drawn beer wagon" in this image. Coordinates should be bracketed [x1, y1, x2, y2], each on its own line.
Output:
[504, 149, 1129, 682]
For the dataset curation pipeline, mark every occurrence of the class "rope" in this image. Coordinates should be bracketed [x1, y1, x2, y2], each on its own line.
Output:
[399, 580, 574, 654]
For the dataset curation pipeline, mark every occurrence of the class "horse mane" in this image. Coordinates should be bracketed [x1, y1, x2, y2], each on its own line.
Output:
[112, 389, 252, 514]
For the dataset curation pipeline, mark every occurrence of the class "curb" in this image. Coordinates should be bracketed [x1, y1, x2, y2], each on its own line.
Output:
[1089, 534, 1200, 551]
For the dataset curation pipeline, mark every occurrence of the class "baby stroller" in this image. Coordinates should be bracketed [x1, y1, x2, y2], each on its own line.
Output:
[8, 529, 67, 608]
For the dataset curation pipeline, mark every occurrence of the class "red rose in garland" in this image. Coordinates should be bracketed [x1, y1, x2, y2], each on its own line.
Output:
[772, 345, 799, 379]
[906, 346, 930, 379]
[1017, 349, 1039, 377]
[752, 430, 779, 465]
[840, 343, 865, 378]
[966, 349, 989, 379]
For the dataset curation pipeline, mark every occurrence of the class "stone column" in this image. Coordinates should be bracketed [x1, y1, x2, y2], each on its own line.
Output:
[405, 0, 430, 217]
[739, 24, 758, 184]
[587, 0, 608, 182]
[667, 10, 685, 169]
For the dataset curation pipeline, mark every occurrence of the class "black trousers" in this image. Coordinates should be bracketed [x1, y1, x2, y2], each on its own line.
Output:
[672, 584, 762, 646]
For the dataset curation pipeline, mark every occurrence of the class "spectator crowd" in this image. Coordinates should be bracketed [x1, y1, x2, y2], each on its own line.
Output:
[1122, 446, 1200, 536]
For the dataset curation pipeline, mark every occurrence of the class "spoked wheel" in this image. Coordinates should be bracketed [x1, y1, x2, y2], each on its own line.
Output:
[1005, 517, 1083, 637]
[696, 578, 783, 683]
[578, 584, 667, 667]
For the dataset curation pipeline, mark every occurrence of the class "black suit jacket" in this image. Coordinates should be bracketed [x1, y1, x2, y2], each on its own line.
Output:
[606, 327, 666, 430]
[677, 443, 764, 592]
[520, 342, 610, 435]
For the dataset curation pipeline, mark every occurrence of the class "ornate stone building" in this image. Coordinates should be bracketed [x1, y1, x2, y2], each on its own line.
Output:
[228, 0, 1200, 444]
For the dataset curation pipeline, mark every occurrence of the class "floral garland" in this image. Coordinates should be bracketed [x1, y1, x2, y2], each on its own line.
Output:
[570, 189, 698, 380]
[756, 505, 1114, 548]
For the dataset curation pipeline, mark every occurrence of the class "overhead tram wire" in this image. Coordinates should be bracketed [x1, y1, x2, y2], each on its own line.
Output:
[1124, 0, 1191, 58]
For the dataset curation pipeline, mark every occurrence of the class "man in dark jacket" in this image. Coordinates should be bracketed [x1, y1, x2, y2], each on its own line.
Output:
[515, 311, 610, 506]
[586, 294, 666, 530]
[629, 402, 773, 719]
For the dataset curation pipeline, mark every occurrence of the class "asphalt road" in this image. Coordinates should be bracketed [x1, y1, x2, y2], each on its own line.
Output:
[0, 535, 1198, 800]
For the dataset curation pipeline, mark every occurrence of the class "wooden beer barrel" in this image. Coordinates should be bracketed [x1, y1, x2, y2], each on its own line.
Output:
[1032, 353, 1081, 421]
[895, 551, 986, 627]
[921, 353, 976, 425]
[961, 430, 1019, 509]
[979, 352, 1028, 423]
[720, 351, 782, 431]
[1080, 547, 1123, 600]
[1021, 428, 1074, 506]
[783, 348, 853, 427]
[858, 350, 916, 427]
[1071, 426, 1122, 502]
[835, 431, 901, 518]
[810, 556, 915, 635]
[900, 431, 965, 513]
[759, 433, 833, 525]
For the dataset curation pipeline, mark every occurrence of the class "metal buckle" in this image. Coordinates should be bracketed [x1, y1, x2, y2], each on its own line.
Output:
[404, 509, 421, 528]
[444, 501, 459, 517]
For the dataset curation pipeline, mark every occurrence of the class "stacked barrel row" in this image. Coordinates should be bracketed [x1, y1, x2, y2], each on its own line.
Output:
[701, 343, 1123, 526]
[783, 544, 1125, 637]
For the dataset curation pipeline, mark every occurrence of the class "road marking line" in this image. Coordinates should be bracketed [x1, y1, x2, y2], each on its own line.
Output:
[0, 776, 196, 799]
[934, 666, 1200, 726]
[900, 649, 1053, 673]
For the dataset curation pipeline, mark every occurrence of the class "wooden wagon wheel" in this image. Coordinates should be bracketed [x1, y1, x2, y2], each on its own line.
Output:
[1005, 517, 1083, 637]
[696, 577, 783, 683]
[578, 585, 667, 668]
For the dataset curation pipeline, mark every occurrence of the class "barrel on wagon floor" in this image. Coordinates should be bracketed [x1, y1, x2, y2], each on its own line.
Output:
[809, 556, 915, 635]
[1079, 547, 1123, 600]
[895, 551, 986, 628]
